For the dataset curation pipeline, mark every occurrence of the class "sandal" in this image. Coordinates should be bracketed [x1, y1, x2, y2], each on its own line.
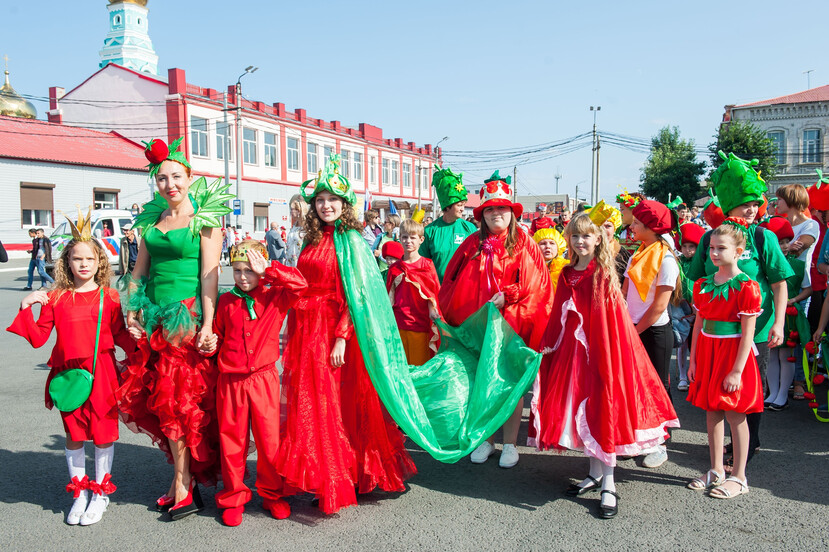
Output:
[687, 469, 724, 491]
[793, 382, 806, 400]
[709, 476, 749, 499]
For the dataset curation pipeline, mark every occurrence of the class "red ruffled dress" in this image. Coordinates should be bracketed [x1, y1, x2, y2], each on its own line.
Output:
[530, 261, 679, 466]
[687, 274, 764, 414]
[7, 288, 135, 444]
[276, 227, 416, 514]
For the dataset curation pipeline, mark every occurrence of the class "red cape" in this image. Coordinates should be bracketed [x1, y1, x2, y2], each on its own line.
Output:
[386, 257, 442, 349]
[439, 230, 553, 350]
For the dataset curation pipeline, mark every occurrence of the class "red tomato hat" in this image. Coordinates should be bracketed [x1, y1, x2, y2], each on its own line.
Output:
[678, 222, 705, 246]
[381, 240, 404, 260]
[808, 169, 829, 211]
[759, 215, 794, 241]
[473, 170, 524, 221]
[631, 199, 673, 235]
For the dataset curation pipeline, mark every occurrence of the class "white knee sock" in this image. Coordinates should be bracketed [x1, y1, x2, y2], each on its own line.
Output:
[601, 462, 616, 506]
[766, 348, 782, 402]
[678, 342, 689, 382]
[577, 456, 604, 488]
[94, 445, 114, 483]
[774, 351, 796, 405]
[65, 447, 88, 521]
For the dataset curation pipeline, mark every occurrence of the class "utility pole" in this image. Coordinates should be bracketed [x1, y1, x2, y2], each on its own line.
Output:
[804, 69, 814, 89]
[595, 132, 601, 203]
[554, 169, 561, 195]
[590, 106, 601, 204]
[222, 92, 230, 194]
[513, 166, 517, 203]
[234, 66, 258, 230]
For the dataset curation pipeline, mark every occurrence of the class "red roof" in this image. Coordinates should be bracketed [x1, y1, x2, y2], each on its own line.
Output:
[0, 116, 147, 171]
[736, 85, 829, 108]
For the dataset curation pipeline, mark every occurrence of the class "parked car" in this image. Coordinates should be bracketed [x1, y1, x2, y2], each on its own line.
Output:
[48, 209, 135, 274]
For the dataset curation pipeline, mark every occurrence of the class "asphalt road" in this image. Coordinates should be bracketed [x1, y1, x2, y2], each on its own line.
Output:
[1, 259, 827, 551]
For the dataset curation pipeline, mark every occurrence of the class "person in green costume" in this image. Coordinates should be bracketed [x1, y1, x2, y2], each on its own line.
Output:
[420, 165, 477, 281]
[118, 137, 233, 520]
[686, 151, 793, 468]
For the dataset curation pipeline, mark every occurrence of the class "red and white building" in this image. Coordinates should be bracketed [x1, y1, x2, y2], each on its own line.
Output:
[48, 63, 440, 234]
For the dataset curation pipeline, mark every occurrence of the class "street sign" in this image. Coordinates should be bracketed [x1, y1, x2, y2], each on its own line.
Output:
[269, 197, 287, 205]
[232, 199, 242, 216]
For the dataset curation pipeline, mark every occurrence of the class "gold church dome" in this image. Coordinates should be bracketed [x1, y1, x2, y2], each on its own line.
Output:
[0, 70, 37, 120]
[109, 1, 148, 6]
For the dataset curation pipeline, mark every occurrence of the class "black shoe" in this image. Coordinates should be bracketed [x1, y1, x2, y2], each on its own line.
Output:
[598, 490, 619, 519]
[768, 401, 789, 412]
[22, 287, 32, 291]
[566, 475, 602, 496]
[168, 483, 204, 520]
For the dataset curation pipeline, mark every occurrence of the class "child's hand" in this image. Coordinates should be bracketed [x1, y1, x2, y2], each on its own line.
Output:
[196, 327, 215, 354]
[198, 334, 218, 355]
[247, 249, 268, 275]
[787, 298, 796, 307]
[127, 317, 145, 341]
[428, 304, 441, 321]
[722, 369, 743, 394]
[330, 337, 346, 369]
[814, 329, 824, 343]
[21, 289, 49, 310]
[687, 362, 696, 383]
[540, 347, 553, 355]
[490, 292, 505, 309]
[788, 240, 803, 253]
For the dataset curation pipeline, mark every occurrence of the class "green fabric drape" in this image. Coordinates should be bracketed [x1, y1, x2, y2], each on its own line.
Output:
[333, 227, 541, 463]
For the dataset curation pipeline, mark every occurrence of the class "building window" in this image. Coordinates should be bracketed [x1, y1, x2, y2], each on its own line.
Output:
[264, 132, 278, 167]
[307, 142, 318, 174]
[287, 137, 300, 170]
[216, 122, 232, 161]
[243, 128, 257, 164]
[382, 159, 389, 185]
[354, 152, 363, 181]
[323, 145, 334, 161]
[191, 116, 208, 157]
[93, 188, 119, 210]
[370, 156, 376, 184]
[766, 131, 785, 165]
[402, 163, 411, 188]
[392, 160, 399, 187]
[803, 129, 822, 164]
[20, 182, 54, 228]
[341, 150, 350, 179]
[253, 203, 269, 232]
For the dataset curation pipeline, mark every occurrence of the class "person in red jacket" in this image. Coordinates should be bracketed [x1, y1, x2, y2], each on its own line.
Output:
[206, 240, 308, 527]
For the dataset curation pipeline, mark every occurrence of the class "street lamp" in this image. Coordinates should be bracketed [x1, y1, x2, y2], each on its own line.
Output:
[432, 136, 449, 217]
[234, 66, 258, 228]
[589, 106, 601, 205]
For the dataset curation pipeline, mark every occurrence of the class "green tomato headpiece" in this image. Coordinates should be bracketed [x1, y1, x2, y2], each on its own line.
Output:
[432, 164, 468, 210]
[301, 153, 356, 205]
[711, 150, 766, 215]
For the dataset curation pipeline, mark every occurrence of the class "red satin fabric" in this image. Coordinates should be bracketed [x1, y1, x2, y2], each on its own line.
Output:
[439, 230, 553, 350]
[276, 227, 416, 515]
[688, 278, 764, 413]
[6, 288, 133, 445]
[117, 296, 221, 486]
[531, 261, 679, 465]
[386, 257, 441, 333]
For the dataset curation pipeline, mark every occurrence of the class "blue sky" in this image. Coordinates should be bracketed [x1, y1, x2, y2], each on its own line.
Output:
[3, 0, 827, 204]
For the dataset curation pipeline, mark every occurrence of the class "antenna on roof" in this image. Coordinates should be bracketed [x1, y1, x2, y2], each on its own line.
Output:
[804, 69, 814, 89]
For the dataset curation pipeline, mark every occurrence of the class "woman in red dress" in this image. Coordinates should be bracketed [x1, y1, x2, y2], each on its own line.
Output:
[276, 155, 416, 514]
[531, 212, 678, 518]
[439, 170, 553, 469]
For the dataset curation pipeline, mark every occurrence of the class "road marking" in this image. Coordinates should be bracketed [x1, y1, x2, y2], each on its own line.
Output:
[0, 267, 27, 273]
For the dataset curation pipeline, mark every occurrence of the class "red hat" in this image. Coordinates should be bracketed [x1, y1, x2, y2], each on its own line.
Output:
[703, 196, 725, 229]
[381, 241, 404, 260]
[759, 215, 794, 241]
[757, 194, 769, 219]
[678, 222, 705, 246]
[473, 170, 524, 221]
[808, 170, 829, 210]
[631, 200, 673, 235]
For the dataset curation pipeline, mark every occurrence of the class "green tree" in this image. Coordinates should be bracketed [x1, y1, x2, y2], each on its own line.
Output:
[640, 126, 706, 204]
[708, 119, 777, 182]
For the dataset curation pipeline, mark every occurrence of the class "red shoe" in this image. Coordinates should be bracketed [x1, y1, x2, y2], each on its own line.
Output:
[155, 494, 175, 512]
[168, 481, 204, 521]
[222, 506, 244, 527]
[262, 498, 291, 520]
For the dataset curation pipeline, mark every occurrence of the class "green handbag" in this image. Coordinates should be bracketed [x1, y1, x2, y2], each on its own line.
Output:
[49, 288, 104, 413]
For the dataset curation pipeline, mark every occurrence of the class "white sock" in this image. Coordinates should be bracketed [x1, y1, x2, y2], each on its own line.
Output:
[766, 348, 782, 402]
[65, 447, 88, 518]
[578, 456, 603, 488]
[601, 462, 616, 507]
[678, 342, 689, 382]
[94, 445, 114, 483]
[774, 352, 796, 406]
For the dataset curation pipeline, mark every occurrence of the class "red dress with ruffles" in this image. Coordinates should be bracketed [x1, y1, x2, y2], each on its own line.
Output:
[276, 227, 416, 514]
[6, 288, 135, 444]
[688, 275, 764, 414]
[530, 261, 679, 466]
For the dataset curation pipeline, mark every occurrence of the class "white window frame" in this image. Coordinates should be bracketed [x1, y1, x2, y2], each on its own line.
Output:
[287, 137, 300, 171]
[354, 151, 363, 181]
[767, 131, 785, 166]
[191, 116, 208, 158]
[264, 132, 278, 167]
[402, 162, 411, 188]
[803, 129, 822, 164]
[94, 191, 118, 210]
[341, 150, 350, 179]
[307, 142, 318, 174]
[243, 127, 257, 165]
[392, 160, 399, 187]
[370, 156, 377, 184]
[323, 145, 334, 162]
[216, 122, 232, 161]
[382, 159, 389, 185]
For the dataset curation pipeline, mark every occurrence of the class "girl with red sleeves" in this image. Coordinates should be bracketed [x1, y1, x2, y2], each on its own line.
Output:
[276, 154, 416, 515]
[7, 212, 135, 526]
[439, 170, 553, 469]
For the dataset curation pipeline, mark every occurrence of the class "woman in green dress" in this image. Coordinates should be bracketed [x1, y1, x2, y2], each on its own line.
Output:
[119, 137, 232, 520]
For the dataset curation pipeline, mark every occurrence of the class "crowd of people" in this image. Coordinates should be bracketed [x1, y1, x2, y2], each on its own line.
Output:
[7, 138, 829, 528]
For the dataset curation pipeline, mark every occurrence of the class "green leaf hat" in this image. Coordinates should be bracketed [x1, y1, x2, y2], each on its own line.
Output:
[711, 150, 766, 215]
[301, 153, 356, 205]
[431, 164, 468, 210]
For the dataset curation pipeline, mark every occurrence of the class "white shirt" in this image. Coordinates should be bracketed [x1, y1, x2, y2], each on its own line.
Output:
[791, 218, 820, 265]
[625, 249, 679, 327]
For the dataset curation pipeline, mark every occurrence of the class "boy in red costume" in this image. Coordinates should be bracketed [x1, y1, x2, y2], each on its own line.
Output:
[386, 219, 441, 365]
[207, 240, 307, 526]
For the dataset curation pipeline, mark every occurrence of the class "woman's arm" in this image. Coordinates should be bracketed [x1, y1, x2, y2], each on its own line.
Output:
[768, 280, 787, 348]
[789, 286, 812, 305]
[634, 286, 672, 334]
[687, 313, 703, 383]
[724, 314, 757, 393]
[197, 227, 222, 350]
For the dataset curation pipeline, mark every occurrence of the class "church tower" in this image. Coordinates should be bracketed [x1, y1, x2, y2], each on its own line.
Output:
[99, 1, 159, 75]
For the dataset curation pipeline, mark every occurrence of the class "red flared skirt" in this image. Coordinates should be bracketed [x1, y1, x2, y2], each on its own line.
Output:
[688, 334, 763, 414]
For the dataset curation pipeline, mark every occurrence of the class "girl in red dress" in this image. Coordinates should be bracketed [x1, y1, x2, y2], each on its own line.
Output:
[276, 155, 416, 514]
[7, 219, 134, 526]
[687, 218, 763, 499]
[531, 213, 678, 519]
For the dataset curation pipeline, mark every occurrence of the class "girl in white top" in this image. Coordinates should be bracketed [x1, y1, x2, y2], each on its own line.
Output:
[776, 185, 819, 267]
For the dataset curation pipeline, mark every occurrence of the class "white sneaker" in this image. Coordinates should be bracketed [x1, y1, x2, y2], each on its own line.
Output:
[66, 490, 89, 526]
[677, 381, 689, 391]
[642, 447, 668, 469]
[499, 444, 520, 469]
[79, 494, 109, 526]
[470, 441, 495, 464]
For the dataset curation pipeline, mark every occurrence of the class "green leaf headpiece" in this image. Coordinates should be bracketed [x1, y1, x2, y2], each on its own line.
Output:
[301, 153, 356, 205]
[711, 150, 766, 215]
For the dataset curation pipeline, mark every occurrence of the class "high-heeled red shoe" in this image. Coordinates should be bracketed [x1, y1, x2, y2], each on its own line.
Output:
[155, 494, 175, 512]
[168, 481, 203, 520]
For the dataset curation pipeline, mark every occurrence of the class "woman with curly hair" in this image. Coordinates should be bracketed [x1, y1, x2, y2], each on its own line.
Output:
[276, 155, 416, 515]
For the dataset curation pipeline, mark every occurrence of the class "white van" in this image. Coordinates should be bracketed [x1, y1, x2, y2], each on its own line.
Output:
[50, 209, 135, 268]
